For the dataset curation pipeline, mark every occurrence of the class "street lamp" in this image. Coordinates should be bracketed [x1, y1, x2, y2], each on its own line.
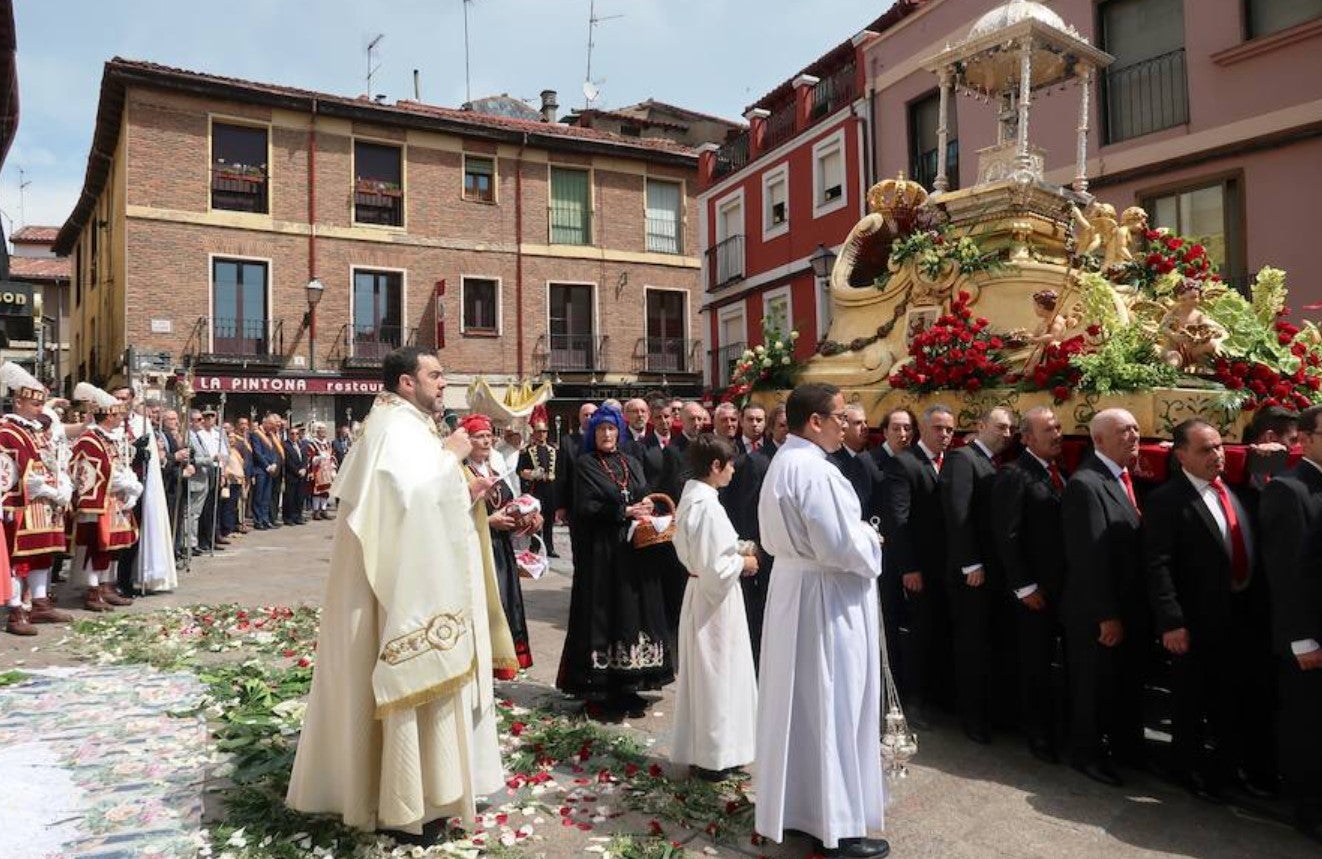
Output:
[808, 243, 836, 281]
[305, 277, 325, 369]
[809, 244, 837, 339]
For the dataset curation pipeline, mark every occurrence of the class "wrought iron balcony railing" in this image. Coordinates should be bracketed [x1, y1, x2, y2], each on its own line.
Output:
[347, 324, 416, 366]
[1103, 48, 1189, 144]
[706, 234, 744, 291]
[636, 337, 697, 374]
[711, 133, 750, 180]
[711, 341, 746, 389]
[543, 333, 607, 372]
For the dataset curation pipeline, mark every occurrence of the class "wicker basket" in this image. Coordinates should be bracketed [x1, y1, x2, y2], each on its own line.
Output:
[630, 493, 676, 549]
[515, 533, 549, 580]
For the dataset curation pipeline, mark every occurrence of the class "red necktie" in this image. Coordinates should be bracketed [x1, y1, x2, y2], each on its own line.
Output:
[1119, 468, 1140, 512]
[751, 439, 761, 452]
[1211, 478, 1250, 589]
[933, 452, 944, 472]
[1048, 461, 1065, 492]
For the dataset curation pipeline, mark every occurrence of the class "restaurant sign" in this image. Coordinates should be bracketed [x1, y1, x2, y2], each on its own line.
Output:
[192, 375, 384, 395]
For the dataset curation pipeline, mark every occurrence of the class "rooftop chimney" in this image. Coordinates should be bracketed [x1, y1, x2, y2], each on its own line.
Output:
[540, 90, 559, 123]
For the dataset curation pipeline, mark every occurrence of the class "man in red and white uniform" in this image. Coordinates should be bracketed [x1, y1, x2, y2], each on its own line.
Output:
[0, 362, 72, 636]
[70, 382, 141, 611]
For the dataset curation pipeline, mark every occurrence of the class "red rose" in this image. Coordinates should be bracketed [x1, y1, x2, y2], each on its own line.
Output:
[1146, 253, 1164, 267]
[1052, 385, 1070, 402]
[648, 763, 664, 778]
[989, 337, 1004, 349]
[1308, 376, 1322, 391]
[1189, 244, 1205, 257]
[1165, 236, 1184, 250]
[510, 721, 526, 737]
[1279, 332, 1294, 345]
[1086, 324, 1102, 338]
[965, 378, 982, 391]
[1145, 229, 1162, 241]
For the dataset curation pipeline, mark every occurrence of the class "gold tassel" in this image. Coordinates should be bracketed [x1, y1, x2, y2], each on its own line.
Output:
[374, 657, 478, 718]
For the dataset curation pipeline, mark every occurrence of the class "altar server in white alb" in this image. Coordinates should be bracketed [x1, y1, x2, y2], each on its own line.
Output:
[286, 347, 517, 841]
[670, 432, 759, 780]
[755, 382, 889, 859]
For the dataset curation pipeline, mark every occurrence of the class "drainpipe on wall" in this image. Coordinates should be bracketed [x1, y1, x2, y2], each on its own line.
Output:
[515, 132, 527, 377]
[307, 98, 318, 365]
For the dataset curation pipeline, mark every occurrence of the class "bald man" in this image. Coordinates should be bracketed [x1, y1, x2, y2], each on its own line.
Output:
[1061, 408, 1147, 787]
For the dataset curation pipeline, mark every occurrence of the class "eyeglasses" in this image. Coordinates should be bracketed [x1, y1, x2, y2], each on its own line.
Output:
[817, 411, 848, 424]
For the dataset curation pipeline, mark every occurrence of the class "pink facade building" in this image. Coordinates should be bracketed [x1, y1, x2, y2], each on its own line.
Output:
[865, 0, 1322, 307]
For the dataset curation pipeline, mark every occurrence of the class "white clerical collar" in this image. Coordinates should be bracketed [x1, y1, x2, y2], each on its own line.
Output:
[785, 433, 826, 458]
[1094, 451, 1128, 479]
[972, 439, 995, 460]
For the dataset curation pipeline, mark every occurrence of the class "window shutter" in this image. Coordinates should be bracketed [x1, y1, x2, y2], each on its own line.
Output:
[646, 180, 681, 254]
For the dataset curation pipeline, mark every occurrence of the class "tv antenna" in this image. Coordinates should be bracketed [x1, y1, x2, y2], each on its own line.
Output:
[584, 0, 623, 107]
[365, 34, 384, 98]
[461, 0, 475, 105]
[17, 166, 30, 227]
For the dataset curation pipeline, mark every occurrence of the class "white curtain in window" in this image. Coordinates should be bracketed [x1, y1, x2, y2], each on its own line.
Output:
[646, 180, 681, 254]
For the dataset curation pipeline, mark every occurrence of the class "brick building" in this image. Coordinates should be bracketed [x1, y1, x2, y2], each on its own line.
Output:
[54, 59, 704, 426]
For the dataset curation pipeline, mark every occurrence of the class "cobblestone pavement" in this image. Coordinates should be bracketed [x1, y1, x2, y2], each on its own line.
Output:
[1, 517, 1317, 858]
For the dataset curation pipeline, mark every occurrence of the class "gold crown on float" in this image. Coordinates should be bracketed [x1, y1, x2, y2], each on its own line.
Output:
[867, 172, 929, 220]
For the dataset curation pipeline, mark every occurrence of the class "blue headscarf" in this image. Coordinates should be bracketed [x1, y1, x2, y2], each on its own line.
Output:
[582, 403, 627, 454]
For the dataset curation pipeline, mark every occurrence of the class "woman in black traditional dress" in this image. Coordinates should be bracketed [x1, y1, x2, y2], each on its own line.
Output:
[460, 413, 537, 676]
[556, 404, 675, 718]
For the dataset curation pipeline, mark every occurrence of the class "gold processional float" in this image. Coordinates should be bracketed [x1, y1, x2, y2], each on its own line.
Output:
[735, 0, 1322, 777]
[740, 0, 1321, 440]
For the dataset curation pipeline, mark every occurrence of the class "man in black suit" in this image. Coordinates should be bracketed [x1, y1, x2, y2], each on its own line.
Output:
[940, 406, 1014, 745]
[282, 423, 308, 525]
[517, 417, 560, 556]
[553, 401, 597, 526]
[722, 403, 773, 669]
[993, 406, 1068, 763]
[657, 401, 708, 503]
[764, 404, 788, 455]
[1061, 408, 1147, 787]
[1145, 419, 1255, 801]
[735, 404, 766, 457]
[830, 403, 885, 521]
[871, 407, 915, 669]
[881, 403, 955, 727]
[622, 398, 652, 447]
[870, 408, 914, 472]
[1260, 404, 1322, 838]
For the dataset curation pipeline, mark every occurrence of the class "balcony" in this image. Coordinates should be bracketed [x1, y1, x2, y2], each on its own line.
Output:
[190, 316, 284, 366]
[1103, 49, 1189, 144]
[540, 333, 608, 372]
[344, 324, 416, 368]
[635, 337, 699, 375]
[711, 133, 749, 180]
[711, 341, 746, 389]
[706, 234, 744, 291]
[762, 103, 796, 151]
[645, 216, 682, 254]
[811, 63, 856, 120]
[354, 179, 404, 226]
[211, 166, 268, 213]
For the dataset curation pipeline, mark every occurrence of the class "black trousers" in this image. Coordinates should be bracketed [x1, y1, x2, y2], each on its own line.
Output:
[198, 472, 218, 548]
[1279, 657, 1322, 818]
[1066, 617, 1146, 766]
[952, 577, 995, 732]
[740, 553, 773, 674]
[282, 476, 304, 523]
[1015, 597, 1065, 746]
[530, 483, 556, 552]
[899, 571, 954, 712]
[1167, 630, 1235, 784]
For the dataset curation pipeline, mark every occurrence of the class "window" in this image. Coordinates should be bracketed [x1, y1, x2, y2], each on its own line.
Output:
[212, 258, 269, 355]
[817, 275, 833, 342]
[714, 308, 747, 388]
[1100, 0, 1188, 144]
[354, 141, 404, 226]
[352, 269, 404, 359]
[1142, 177, 1244, 286]
[620, 124, 642, 138]
[464, 155, 495, 202]
[763, 165, 789, 239]
[812, 132, 847, 217]
[549, 167, 591, 245]
[645, 179, 682, 254]
[462, 277, 500, 335]
[211, 122, 269, 213]
[1247, 0, 1322, 38]
[763, 287, 791, 337]
[547, 283, 596, 370]
[644, 290, 687, 372]
[909, 91, 959, 192]
[709, 193, 745, 290]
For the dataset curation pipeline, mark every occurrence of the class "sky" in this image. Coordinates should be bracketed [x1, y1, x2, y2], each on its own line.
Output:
[2, 0, 898, 236]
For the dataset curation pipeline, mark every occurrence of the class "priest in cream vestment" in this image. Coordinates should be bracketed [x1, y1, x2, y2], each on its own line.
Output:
[287, 348, 517, 835]
[754, 384, 889, 859]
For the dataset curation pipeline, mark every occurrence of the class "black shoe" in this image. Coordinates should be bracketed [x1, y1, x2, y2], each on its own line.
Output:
[191, 548, 207, 557]
[1072, 760, 1123, 787]
[1235, 768, 1278, 799]
[1029, 738, 1059, 764]
[689, 765, 726, 783]
[614, 692, 648, 719]
[962, 723, 991, 745]
[821, 837, 890, 858]
[547, 551, 561, 558]
[1188, 772, 1227, 804]
[254, 523, 270, 530]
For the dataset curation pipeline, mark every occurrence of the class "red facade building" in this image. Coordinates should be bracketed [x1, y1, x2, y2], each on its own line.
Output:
[696, 4, 923, 390]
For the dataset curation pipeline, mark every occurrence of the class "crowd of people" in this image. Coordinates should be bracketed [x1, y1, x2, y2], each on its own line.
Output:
[0, 360, 353, 637]
[439, 383, 1322, 848]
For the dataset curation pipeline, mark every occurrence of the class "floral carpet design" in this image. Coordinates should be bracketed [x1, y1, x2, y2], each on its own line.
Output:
[0, 666, 210, 859]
